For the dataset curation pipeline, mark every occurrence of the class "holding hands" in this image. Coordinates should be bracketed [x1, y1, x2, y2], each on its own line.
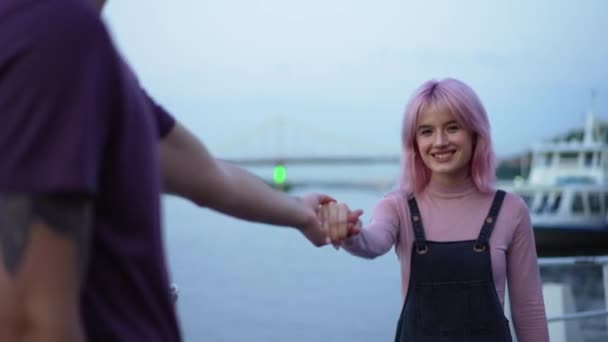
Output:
[294, 194, 363, 247]
[319, 201, 363, 245]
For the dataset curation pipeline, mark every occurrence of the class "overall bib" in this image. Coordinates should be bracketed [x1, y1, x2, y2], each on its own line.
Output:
[394, 190, 513, 342]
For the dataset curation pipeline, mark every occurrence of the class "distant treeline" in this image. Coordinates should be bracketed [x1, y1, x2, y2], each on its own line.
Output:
[496, 152, 532, 180]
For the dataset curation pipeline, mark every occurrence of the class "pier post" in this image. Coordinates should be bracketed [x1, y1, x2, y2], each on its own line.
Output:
[544, 283, 580, 342]
[604, 263, 608, 332]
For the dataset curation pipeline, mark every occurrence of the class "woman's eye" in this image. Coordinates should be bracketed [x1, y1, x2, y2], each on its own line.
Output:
[447, 125, 459, 133]
[419, 129, 432, 136]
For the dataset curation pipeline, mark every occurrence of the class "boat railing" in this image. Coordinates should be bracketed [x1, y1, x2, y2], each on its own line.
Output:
[170, 256, 608, 338]
[170, 258, 608, 314]
[538, 255, 608, 324]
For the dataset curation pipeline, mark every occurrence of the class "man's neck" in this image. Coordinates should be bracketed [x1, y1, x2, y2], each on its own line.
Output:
[93, 0, 106, 13]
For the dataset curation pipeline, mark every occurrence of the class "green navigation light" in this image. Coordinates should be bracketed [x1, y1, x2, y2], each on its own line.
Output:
[273, 165, 287, 184]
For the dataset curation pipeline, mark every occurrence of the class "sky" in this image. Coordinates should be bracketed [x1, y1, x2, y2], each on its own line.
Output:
[102, 0, 608, 159]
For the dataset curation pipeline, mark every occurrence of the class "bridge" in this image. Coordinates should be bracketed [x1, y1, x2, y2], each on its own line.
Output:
[214, 116, 399, 162]
[211, 116, 400, 191]
[220, 155, 399, 166]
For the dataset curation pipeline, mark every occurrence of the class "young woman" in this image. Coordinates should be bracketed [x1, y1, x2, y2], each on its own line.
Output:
[321, 78, 549, 342]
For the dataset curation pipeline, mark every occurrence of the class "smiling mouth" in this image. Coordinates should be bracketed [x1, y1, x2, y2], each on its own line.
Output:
[431, 151, 455, 161]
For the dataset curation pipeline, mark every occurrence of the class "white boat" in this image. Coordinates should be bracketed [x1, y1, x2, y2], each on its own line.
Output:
[504, 94, 608, 256]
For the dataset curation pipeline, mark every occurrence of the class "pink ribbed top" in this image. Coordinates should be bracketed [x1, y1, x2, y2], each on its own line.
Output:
[342, 178, 549, 342]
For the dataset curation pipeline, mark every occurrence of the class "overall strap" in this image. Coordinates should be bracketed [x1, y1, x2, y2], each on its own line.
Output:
[474, 190, 506, 251]
[406, 195, 428, 253]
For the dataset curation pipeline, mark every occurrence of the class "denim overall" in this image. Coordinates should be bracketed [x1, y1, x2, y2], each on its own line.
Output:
[394, 190, 513, 342]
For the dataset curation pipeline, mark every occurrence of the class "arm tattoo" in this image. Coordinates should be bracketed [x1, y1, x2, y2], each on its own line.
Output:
[0, 193, 92, 277]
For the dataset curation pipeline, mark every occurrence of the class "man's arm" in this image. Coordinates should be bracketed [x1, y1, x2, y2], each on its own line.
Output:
[0, 194, 91, 342]
[159, 122, 338, 245]
[0, 1, 116, 340]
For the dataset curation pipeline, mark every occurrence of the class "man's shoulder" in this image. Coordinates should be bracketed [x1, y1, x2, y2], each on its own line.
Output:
[37, 0, 111, 53]
[1, 0, 113, 58]
[0, 0, 123, 103]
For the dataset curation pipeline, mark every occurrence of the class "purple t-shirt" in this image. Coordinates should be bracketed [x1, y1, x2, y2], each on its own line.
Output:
[0, 1, 181, 341]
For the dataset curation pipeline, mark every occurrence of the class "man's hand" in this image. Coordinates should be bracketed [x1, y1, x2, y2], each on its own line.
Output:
[294, 193, 334, 246]
[319, 202, 363, 245]
[295, 194, 363, 247]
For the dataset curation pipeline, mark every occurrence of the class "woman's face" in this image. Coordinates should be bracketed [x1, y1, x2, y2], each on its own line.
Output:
[415, 109, 474, 184]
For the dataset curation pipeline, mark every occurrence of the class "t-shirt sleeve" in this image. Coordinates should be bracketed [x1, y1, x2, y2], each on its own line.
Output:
[0, 7, 121, 195]
[140, 89, 176, 139]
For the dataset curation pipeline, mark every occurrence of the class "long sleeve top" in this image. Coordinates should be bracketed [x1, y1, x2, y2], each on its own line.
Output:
[342, 178, 549, 342]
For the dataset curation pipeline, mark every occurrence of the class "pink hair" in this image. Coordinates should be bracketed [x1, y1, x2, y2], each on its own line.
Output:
[399, 78, 496, 194]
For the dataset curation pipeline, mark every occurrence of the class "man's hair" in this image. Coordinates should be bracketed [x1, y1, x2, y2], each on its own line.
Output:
[399, 78, 496, 194]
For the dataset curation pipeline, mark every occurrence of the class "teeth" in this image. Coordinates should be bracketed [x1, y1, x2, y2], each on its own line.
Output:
[434, 152, 453, 160]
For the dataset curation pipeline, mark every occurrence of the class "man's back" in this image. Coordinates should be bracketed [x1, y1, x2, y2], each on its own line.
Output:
[0, 0, 181, 340]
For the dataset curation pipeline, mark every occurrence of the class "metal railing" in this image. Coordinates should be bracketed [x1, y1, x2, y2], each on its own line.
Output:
[547, 310, 608, 323]
[538, 255, 608, 323]
[170, 256, 608, 320]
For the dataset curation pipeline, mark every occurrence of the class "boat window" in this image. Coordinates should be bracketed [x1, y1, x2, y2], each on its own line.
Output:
[544, 153, 553, 166]
[589, 193, 601, 214]
[535, 194, 548, 214]
[572, 193, 584, 214]
[549, 194, 561, 213]
[585, 152, 593, 166]
[556, 176, 595, 185]
[559, 152, 579, 167]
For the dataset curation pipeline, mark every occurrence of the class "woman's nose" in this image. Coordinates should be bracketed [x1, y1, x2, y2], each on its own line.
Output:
[433, 131, 448, 147]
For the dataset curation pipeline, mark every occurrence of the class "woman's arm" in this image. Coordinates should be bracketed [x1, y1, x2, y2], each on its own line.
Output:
[507, 201, 550, 342]
[340, 194, 401, 259]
